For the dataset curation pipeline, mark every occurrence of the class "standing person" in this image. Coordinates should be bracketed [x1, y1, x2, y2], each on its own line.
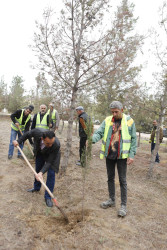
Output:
[8, 106, 34, 160]
[149, 120, 163, 163]
[76, 106, 88, 166]
[47, 103, 60, 132]
[92, 101, 137, 217]
[31, 104, 52, 130]
[13, 128, 61, 207]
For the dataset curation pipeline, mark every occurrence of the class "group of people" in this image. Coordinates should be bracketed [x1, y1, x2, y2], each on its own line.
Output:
[8, 103, 60, 207]
[7, 100, 162, 217]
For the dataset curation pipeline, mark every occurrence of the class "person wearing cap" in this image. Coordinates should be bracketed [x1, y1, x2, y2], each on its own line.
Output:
[31, 104, 52, 130]
[8, 106, 33, 160]
[47, 103, 60, 131]
[149, 120, 163, 163]
[92, 101, 137, 217]
[76, 106, 88, 166]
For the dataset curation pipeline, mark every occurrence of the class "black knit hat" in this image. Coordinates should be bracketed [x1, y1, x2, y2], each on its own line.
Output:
[28, 105, 34, 111]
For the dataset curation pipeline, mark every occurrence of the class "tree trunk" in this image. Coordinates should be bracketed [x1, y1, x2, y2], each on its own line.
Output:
[60, 90, 77, 173]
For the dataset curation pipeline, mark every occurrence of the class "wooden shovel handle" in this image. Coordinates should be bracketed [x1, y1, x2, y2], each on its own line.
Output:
[16, 145, 69, 222]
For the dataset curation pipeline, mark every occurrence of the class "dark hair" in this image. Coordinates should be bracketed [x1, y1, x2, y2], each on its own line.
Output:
[42, 131, 55, 139]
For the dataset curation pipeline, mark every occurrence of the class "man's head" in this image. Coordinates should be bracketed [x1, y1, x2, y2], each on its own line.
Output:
[41, 131, 55, 148]
[153, 120, 157, 127]
[76, 106, 84, 115]
[24, 107, 33, 116]
[49, 103, 54, 111]
[29, 105, 34, 111]
[40, 104, 47, 114]
[109, 101, 123, 120]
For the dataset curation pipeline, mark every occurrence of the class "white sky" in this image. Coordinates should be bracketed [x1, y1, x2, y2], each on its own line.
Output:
[0, 0, 165, 93]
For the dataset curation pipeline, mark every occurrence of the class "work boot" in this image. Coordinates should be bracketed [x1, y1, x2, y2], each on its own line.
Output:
[118, 205, 127, 217]
[8, 155, 12, 160]
[45, 198, 53, 207]
[100, 198, 115, 209]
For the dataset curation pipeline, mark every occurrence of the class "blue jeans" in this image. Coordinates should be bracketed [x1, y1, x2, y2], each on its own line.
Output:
[151, 142, 160, 163]
[8, 128, 24, 156]
[34, 153, 55, 199]
[106, 158, 127, 206]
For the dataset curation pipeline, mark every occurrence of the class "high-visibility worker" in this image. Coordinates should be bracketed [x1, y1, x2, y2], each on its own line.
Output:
[92, 101, 137, 217]
[31, 104, 52, 130]
[149, 120, 163, 163]
[8, 105, 34, 159]
[47, 103, 60, 131]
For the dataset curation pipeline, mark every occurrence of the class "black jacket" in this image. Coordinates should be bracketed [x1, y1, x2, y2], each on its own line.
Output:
[78, 112, 88, 137]
[17, 128, 61, 174]
[11, 109, 31, 132]
[31, 113, 51, 130]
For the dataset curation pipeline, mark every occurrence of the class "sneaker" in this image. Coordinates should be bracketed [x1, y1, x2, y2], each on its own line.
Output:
[100, 198, 115, 209]
[8, 155, 12, 160]
[118, 205, 127, 217]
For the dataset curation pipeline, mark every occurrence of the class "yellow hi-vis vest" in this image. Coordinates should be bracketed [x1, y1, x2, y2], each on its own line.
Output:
[35, 113, 49, 130]
[100, 114, 133, 159]
[149, 128, 156, 143]
[11, 109, 31, 132]
[47, 109, 56, 123]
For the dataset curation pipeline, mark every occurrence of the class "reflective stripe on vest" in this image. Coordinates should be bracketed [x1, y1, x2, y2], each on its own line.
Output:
[100, 114, 133, 159]
[11, 109, 31, 131]
[35, 113, 49, 130]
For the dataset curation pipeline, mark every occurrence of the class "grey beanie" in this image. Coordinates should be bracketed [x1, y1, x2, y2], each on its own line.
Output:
[109, 101, 123, 110]
[76, 106, 84, 111]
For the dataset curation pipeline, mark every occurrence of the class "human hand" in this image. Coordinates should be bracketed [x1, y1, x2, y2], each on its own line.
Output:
[15, 123, 20, 128]
[127, 158, 134, 165]
[35, 172, 43, 181]
[13, 140, 19, 147]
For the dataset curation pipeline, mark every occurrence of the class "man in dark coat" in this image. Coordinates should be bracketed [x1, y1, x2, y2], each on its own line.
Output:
[13, 128, 61, 207]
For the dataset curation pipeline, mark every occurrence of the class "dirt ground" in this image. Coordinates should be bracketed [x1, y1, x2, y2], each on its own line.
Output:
[0, 117, 167, 250]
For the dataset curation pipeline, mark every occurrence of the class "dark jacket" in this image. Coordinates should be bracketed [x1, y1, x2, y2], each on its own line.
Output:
[17, 128, 61, 174]
[11, 109, 31, 132]
[78, 112, 88, 138]
[31, 113, 50, 130]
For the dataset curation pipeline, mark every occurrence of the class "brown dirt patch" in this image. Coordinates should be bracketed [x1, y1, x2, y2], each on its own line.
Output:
[0, 117, 167, 249]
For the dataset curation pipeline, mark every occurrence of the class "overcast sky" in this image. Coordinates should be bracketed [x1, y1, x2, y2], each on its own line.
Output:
[0, 0, 165, 92]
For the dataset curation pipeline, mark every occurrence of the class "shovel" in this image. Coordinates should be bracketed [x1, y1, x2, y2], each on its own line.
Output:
[16, 145, 69, 223]
[18, 127, 34, 157]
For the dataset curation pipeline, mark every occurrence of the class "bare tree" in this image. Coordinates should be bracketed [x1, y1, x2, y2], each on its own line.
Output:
[31, 0, 142, 172]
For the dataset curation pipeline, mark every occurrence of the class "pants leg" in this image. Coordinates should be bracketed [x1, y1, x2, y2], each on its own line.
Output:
[8, 128, 17, 156]
[106, 158, 116, 201]
[34, 153, 45, 191]
[151, 142, 160, 163]
[80, 137, 87, 161]
[117, 159, 127, 206]
[44, 168, 55, 199]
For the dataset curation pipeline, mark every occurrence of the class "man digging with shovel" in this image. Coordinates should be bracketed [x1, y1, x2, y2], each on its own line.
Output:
[13, 128, 61, 207]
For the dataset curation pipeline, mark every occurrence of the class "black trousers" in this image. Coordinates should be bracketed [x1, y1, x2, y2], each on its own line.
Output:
[79, 137, 87, 161]
[106, 158, 127, 206]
